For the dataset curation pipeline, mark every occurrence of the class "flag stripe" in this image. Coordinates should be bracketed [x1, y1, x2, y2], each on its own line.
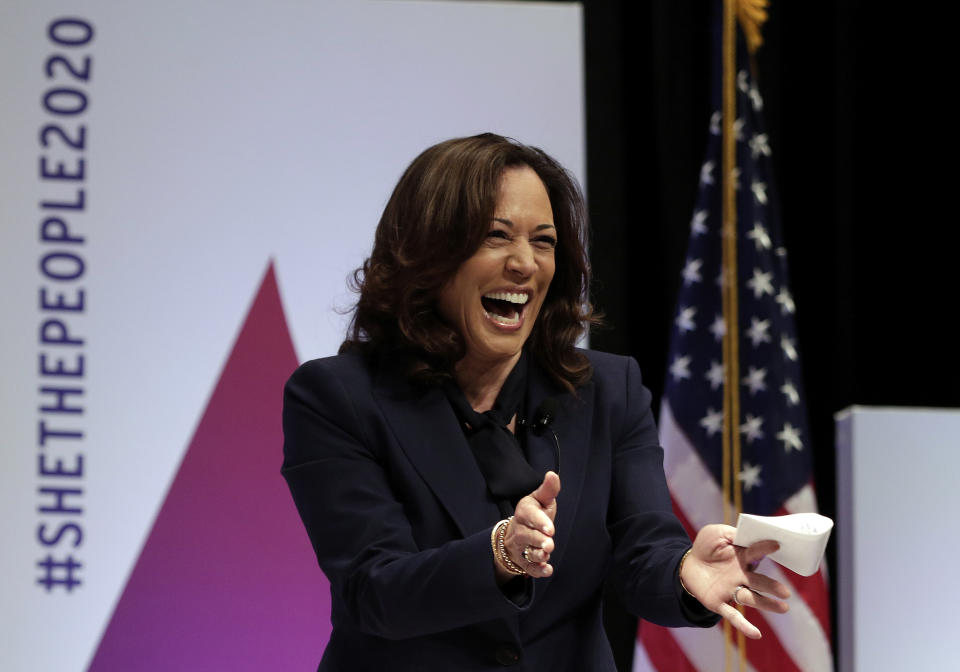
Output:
[761, 566, 833, 670]
[734, 611, 804, 672]
[660, 400, 724, 530]
[639, 621, 760, 672]
[770, 547, 832, 640]
[637, 622, 699, 672]
[783, 484, 820, 515]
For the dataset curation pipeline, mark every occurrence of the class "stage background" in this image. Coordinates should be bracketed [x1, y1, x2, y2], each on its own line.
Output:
[0, 2, 583, 670]
[3, 1, 955, 671]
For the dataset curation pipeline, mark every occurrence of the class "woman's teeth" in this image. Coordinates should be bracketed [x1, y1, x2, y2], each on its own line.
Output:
[482, 291, 529, 305]
[480, 291, 528, 326]
[483, 308, 520, 325]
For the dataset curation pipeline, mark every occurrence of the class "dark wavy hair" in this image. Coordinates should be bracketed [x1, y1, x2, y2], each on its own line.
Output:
[341, 133, 600, 392]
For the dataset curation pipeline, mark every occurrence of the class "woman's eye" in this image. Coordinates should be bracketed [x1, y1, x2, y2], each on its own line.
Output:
[487, 230, 510, 240]
[534, 236, 557, 249]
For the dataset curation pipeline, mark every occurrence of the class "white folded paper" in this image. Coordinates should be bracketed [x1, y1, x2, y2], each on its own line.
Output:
[733, 512, 833, 576]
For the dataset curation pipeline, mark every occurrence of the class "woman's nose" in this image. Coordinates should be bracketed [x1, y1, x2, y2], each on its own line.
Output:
[505, 242, 536, 278]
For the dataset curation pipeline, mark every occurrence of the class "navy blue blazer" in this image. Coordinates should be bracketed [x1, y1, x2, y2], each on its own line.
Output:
[282, 348, 714, 671]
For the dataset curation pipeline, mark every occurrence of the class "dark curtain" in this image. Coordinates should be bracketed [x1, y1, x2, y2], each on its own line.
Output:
[579, 1, 956, 670]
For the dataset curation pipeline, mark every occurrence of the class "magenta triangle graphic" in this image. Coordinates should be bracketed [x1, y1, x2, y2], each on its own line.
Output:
[88, 262, 331, 671]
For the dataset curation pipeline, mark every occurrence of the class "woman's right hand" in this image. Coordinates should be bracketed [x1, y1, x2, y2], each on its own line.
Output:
[497, 471, 561, 580]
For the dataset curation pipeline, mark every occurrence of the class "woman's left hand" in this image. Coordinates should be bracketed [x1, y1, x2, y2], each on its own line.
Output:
[680, 524, 791, 639]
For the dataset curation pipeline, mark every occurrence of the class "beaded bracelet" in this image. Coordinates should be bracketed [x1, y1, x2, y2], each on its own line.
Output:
[491, 517, 526, 576]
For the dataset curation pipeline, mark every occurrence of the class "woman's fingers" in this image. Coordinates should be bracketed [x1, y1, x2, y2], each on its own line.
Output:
[521, 545, 550, 564]
[526, 562, 553, 578]
[531, 470, 561, 507]
[745, 569, 791, 601]
[505, 515, 555, 576]
[686, 525, 794, 638]
[516, 472, 561, 534]
[516, 497, 555, 536]
[742, 539, 780, 567]
[731, 584, 789, 614]
[522, 550, 553, 578]
[513, 537, 553, 577]
[507, 519, 554, 556]
[527, 471, 560, 530]
[502, 472, 562, 578]
[717, 603, 762, 640]
[514, 531, 554, 558]
[729, 570, 790, 618]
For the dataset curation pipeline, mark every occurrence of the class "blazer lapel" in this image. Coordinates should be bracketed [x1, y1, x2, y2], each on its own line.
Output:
[526, 362, 594, 574]
[374, 369, 499, 538]
[372, 356, 595, 561]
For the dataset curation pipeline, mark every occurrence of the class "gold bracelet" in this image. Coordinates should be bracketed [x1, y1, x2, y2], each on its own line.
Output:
[678, 547, 696, 597]
[498, 518, 526, 575]
[491, 517, 526, 576]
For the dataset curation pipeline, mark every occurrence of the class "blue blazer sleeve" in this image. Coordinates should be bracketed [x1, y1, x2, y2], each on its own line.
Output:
[601, 355, 718, 626]
[281, 355, 530, 641]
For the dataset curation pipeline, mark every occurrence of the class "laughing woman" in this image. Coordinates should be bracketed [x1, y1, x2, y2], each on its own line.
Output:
[281, 133, 790, 671]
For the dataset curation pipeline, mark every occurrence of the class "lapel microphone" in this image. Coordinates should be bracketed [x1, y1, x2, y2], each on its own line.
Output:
[531, 398, 557, 435]
[525, 398, 560, 474]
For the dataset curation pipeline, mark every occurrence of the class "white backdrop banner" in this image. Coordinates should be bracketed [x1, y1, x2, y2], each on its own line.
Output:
[0, 1, 584, 669]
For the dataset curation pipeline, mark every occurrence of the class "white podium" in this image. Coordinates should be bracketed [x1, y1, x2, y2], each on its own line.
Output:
[835, 406, 960, 671]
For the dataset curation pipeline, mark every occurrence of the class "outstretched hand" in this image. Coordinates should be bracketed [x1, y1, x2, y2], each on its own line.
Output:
[680, 524, 791, 639]
[497, 471, 560, 580]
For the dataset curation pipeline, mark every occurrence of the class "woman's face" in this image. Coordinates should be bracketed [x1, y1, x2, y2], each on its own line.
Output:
[438, 165, 557, 367]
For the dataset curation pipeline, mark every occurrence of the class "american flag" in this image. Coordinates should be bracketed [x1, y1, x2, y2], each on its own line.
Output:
[632, 30, 834, 672]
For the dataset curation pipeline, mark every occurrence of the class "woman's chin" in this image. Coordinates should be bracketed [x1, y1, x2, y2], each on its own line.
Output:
[462, 330, 530, 366]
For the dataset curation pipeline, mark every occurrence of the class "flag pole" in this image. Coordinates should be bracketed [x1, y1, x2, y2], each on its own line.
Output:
[721, 0, 743, 669]
[723, 2, 769, 670]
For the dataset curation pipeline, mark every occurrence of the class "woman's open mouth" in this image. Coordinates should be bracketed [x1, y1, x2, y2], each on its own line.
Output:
[480, 291, 530, 327]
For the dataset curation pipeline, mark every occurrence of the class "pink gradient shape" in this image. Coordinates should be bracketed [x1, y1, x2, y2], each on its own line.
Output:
[88, 262, 331, 671]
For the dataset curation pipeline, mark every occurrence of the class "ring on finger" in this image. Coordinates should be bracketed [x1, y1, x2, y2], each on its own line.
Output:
[732, 585, 749, 606]
[522, 546, 532, 562]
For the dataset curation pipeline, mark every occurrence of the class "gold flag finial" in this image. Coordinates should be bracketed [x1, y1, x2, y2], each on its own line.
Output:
[737, 0, 769, 54]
